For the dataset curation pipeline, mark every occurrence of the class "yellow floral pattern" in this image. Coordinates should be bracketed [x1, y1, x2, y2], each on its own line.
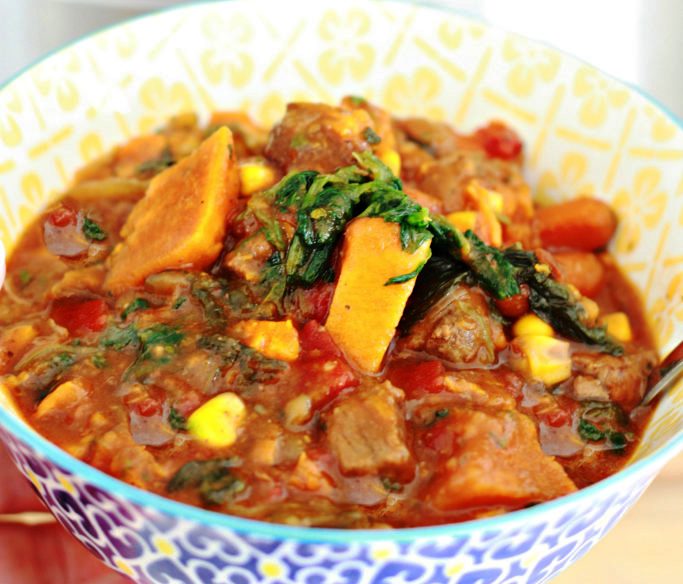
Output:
[502, 37, 561, 97]
[137, 78, 195, 133]
[0, 0, 680, 465]
[382, 67, 444, 119]
[573, 66, 629, 128]
[612, 168, 668, 254]
[536, 152, 595, 205]
[317, 9, 374, 85]
[200, 13, 253, 88]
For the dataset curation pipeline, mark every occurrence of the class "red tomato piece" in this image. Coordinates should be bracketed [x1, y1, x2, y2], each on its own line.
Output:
[299, 320, 341, 357]
[293, 283, 335, 323]
[533, 404, 572, 428]
[51, 297, 108, 336]
[474, 122, 523, 161]
[387, 359, 446, 396]
[47, 206, 78, 228]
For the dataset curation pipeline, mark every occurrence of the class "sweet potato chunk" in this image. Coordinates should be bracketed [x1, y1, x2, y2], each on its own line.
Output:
[426, 408, 576, 510]
[105, 127, 239, 292]
[325, 218, 431, 373]
[326, 381, 413, 480]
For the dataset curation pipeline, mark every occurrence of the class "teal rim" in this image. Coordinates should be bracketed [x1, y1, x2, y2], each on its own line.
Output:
[0, 0, 682, 545]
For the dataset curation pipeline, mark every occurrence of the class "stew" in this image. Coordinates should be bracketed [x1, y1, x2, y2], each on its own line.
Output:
[0, 99, 658, 528]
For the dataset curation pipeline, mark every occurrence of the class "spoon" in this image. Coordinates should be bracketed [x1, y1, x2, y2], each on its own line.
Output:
[642, 341, 683, 405]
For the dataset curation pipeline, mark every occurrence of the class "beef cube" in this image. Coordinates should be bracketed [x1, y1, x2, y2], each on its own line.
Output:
[326, 381, 413, 480]
[572, 351, 657, 411]
[265, 103, 375, 173]
[400, 285, 507, 365]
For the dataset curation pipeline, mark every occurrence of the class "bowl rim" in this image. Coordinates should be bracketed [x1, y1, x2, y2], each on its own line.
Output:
[0, 0, 682, 544]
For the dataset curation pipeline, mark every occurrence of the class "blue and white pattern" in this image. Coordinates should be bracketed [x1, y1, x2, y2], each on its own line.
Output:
[0, 424, 664, 583]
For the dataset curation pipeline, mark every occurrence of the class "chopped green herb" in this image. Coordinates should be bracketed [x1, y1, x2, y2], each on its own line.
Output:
[82, 217, 107, 241]
[100, 324, 139, 351]
[18, 269, 32, 287]
[137, 151, 174, 174]
[139, 324, 184, 361]
[578, 418, 605, 442]
[168, 407, 187, 431]
[362, 126, 382, 145]
[172, 296, 187, 310]
[381, 477, 402, 492]
[121, 298, 150, 320]
[191, 276, 227, 328]
[348, 95, 367, 106]
[92, 353, 108, 369]
[607, 431, 628, 450]
[290, 133, 309, 149]
[167, 458, 245, 506]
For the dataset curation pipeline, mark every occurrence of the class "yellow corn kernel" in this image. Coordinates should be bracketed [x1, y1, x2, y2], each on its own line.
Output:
[187, 392, 246, 448]
[601, 312, 633, 343]
[239, 161, 278, 196]
[466, 180, 504, 214]
[446, 211, 478, 233]
[511, 335, 571, 386]
[230, 319, 300, 362]
[580, 297, 600, 324]
[512, 314, 554, 338]
[379, 149, 401, 177]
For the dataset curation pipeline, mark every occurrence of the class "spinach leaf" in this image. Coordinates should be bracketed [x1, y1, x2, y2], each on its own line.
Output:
[82, 217, 107, 241]
[137, 150, 174, 175]
[385, 254, 430, 286]
[168, 407, 187, 431]
[362, 126, 382, 145]
[100, 324, 139, 351]
[190, 275, 227, 328]
[121, 298, 150, 321]
[167, 458, 245, 506]
[504, 248, 623, 355]
[138, 324, 184, 362]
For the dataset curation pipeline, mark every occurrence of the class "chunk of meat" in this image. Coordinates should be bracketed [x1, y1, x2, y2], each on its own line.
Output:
[395, 117, 461, 158]
[571, 351, 657, 411]
[424, 408, 576, 510]
[416, 151, 532, 218]
[326, 381, 413, 480]
[105, 127, 239, 292]
[223, 231, 273, 282]
[265, 103, 375, 173]
[325, 218, 432, 373]
[400, 284, 507, 365]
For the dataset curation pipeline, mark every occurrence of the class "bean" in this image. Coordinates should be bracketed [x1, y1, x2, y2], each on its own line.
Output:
[554, 252, 605, 298]
[537, 198, 616, 251]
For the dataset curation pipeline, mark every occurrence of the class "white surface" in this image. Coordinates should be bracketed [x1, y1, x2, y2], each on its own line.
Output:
[0, 0, 681, 118]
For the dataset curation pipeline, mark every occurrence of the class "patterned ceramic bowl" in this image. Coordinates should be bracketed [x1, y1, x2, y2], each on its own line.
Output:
[0, 1, 681, 582]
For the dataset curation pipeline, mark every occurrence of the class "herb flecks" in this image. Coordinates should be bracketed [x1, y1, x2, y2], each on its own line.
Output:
[121, 298, 150, 321]
[82, 217, 108, 241]
[168, 407, 187, 431]
[363, 126, 382, 145]
[167, 458, 245, 506]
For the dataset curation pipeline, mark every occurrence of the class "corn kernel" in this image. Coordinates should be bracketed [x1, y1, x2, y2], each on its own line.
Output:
[446, 211, 478, 233]
[580, 297, 600, 324]
[512, 314, 554, 337]
[239, 161, 278, 196]
[230, 319, 300, 362]
[379, 149, 401, 176]
[466, 180, 504, 214]
[601, 312, 633, 343]
[510, 335, 571, 386]
[284, 394, 312, 426]
[187, 392, 246, 448]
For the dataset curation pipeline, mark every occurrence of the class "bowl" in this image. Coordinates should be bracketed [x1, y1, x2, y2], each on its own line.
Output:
[0, 1, 682, 582]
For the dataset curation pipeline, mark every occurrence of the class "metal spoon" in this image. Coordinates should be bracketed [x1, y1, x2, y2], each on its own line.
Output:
[642, 341, 683, 405]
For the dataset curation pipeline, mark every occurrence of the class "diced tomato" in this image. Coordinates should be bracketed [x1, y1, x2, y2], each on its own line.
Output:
[47, 206, 78, 228]
[533, 403, 572, 428]
[293, 283, 335, 323]
[126, 386, 166, 417]
[421, 419, 457, 456]
[50, 297, 108, 336]
[299, 320, 341, 357]
[474, 122, 523, 161]
[387, 359, 446, 396]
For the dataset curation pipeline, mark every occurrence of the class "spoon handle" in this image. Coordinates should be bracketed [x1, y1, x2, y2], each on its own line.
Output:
[642, 341, 683, 405]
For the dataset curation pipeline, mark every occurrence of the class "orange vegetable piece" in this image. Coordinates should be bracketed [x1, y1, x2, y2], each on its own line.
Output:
[537, 198, 616, 251]
[113, 134, 167, 177]
[230, 319, 300, 362]
[325, 218, 432, 373]
[105, 127, 239, 292]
